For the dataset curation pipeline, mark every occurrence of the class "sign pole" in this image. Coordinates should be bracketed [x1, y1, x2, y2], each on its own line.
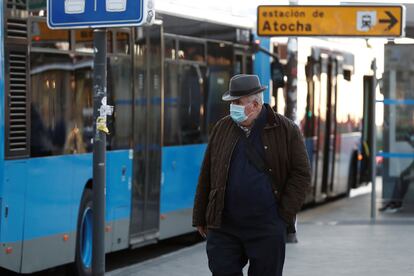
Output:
[92, 28, 107, 276]
[46, 1, 153, 274]
[370, 59, 377, 222]
[286, 0, 298, 122]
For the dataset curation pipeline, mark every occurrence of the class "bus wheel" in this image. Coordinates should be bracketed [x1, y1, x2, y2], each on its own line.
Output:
[74, 189, 93, 276]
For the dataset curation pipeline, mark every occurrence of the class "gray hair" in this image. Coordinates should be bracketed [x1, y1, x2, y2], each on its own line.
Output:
[247, 92, 264, 105]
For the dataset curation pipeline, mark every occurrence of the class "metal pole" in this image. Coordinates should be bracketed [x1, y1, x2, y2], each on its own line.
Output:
[92, 29, 107, 276]
[370, 59, 377, 222]
[286, 0, 298, 121]
[286, 38, 298, 121]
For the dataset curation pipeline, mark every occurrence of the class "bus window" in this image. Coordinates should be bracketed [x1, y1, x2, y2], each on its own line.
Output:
[107, 55, 133, 149]
[304, 66, 315, 138]
[180, 64, 204, 144]
[164, 62, 179, 146]
[31, 21, 70, 51]
[75, 29, 113, 53]
[234, 54, 242, 75]
[30, 53, 94, 156]
[205, 69, 230, 131]
[164, 63, 205, 145]
[205, 42, 232, 131]
[115, 31, 131, 55]
[164, 37, 176, 60]
[178, 40, 205, 62]
[207, 42, 232, 66]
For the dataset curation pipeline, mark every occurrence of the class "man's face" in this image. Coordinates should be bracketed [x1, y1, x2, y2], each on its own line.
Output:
[231, 96, 261, 127]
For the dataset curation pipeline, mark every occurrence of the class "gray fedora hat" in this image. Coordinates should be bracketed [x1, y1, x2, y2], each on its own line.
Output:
[222, 74, 267, 101]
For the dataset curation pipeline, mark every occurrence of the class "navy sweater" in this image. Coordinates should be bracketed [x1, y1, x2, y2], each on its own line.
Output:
[223, 107, 277, 226]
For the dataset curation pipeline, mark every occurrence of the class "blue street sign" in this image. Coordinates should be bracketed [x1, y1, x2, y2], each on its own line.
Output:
[47, 0, 154, 29]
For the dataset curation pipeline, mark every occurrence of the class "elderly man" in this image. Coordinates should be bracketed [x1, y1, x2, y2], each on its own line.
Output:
[192, 74, 311, 276]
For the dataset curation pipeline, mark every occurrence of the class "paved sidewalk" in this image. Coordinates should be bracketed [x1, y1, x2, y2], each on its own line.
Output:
[108, 191, 414, 276]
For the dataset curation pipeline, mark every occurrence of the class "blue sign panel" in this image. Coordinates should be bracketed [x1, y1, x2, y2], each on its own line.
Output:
[47, 0, 154, 29]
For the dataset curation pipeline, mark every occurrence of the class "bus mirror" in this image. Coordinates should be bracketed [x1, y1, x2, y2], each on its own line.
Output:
[271, 60, 285, 89]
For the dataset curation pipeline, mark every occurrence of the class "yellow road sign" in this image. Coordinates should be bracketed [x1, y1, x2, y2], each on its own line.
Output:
[257, 5, 405, 37]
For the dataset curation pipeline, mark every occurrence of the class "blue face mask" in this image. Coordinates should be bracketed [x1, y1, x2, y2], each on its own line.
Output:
[230, 103, 248, 123]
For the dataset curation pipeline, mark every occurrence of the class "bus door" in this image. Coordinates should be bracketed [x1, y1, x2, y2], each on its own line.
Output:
[304, 56, 319, 203]
[161, 36, 207, 239]
[316, 54, 339, 198]
[359, 75, 374, 184]
[311, 51, 339, 201]
[325, 56, 339, 196]
[313, 53, 329, 202]
[130, 23, 163, 245]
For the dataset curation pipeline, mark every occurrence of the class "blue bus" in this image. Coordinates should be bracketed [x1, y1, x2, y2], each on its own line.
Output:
[0, 2, 269, 275]
[268, 38, 374, 204]
[0, 2, 372, 275]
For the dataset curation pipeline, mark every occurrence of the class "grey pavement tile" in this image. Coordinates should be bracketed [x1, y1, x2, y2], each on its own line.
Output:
[108, 193, 414, 276]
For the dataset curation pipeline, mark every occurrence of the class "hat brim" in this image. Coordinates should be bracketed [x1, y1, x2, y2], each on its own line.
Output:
[222, 86, 267, 101]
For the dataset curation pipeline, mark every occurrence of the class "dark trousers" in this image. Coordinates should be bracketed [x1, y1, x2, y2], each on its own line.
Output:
[392, 160, 414, 202]
[206, 213, 286, 276]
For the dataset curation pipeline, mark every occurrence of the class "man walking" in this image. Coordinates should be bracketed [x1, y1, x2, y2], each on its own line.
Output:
[193, 74, 311, 276]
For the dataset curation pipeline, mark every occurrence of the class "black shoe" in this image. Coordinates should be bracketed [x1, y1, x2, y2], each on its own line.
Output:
[379, 202, 403, 213]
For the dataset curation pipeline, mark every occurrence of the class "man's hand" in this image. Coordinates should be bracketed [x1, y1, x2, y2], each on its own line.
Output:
[197, 226, 208, 239]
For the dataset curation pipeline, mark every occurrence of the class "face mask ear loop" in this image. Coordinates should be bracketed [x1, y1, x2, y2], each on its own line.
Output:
[244, 102, 256, 120]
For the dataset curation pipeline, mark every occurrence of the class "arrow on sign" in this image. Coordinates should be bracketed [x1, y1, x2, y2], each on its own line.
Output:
[379, 11, 398, 31]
